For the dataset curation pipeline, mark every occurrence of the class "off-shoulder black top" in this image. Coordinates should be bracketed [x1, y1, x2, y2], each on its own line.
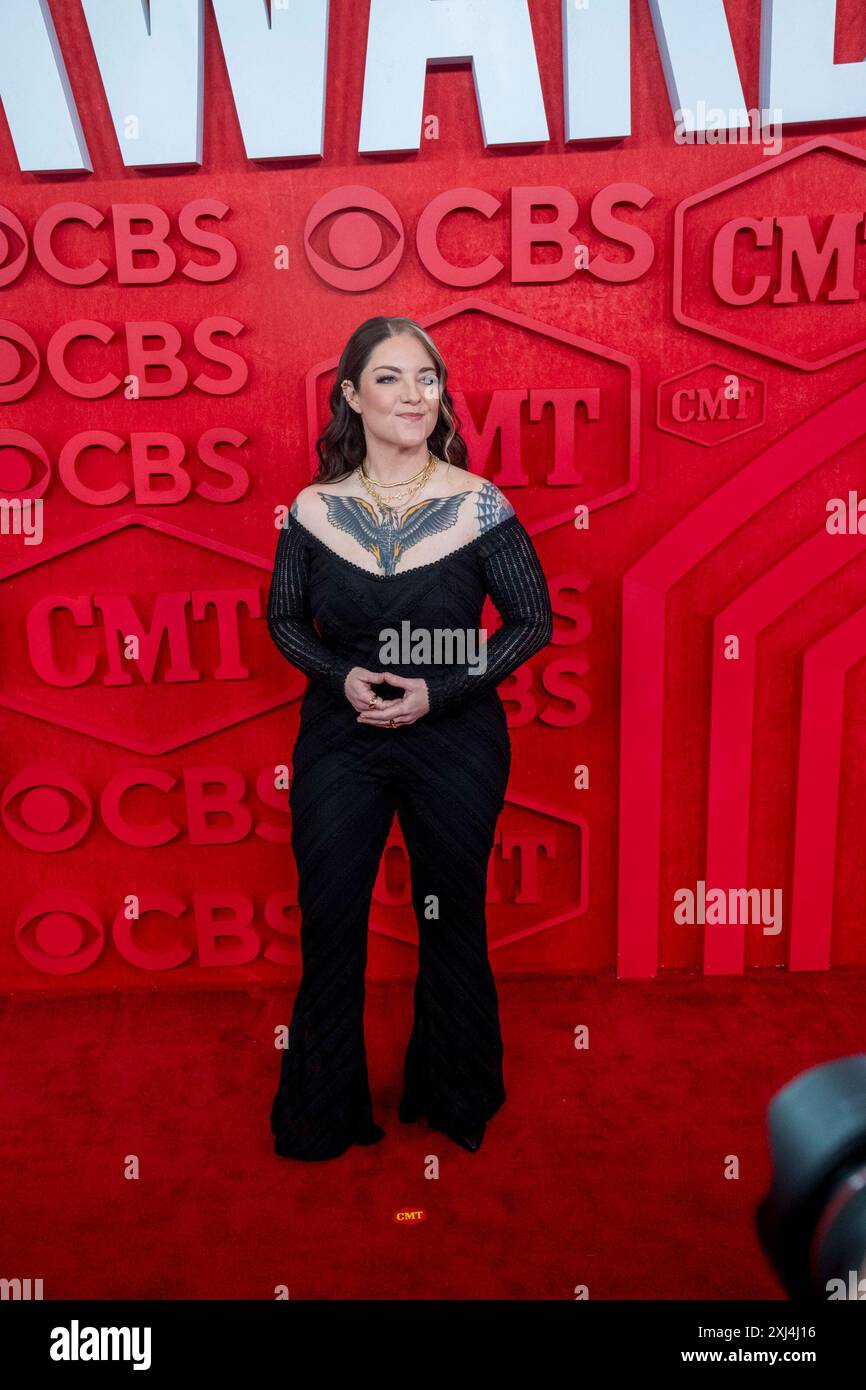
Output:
[266, 508, 553, 719]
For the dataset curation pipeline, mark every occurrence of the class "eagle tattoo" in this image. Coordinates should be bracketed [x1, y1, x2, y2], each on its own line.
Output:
[320, 491, 475, 576]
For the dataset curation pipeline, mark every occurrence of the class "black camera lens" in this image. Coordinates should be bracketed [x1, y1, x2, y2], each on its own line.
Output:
[756, 1054, 866, 1299]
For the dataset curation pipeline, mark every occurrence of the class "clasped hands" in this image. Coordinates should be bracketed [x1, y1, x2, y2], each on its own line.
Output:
[344, 667, 430, 727]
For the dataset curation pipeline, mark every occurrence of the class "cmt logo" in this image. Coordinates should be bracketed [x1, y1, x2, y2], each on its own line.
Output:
[0, 514, 304, 754]
[674, 136, 866, 370]
[392, 1209, 427, 1225]
[657, 362, 765, 448]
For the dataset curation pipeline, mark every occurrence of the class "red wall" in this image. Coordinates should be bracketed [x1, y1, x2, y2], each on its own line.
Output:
[2, 0, 865, 991]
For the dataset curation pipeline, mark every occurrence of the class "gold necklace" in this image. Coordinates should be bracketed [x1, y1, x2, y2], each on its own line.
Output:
[360, 457, 431, 487]
[357, 452, 438, 516]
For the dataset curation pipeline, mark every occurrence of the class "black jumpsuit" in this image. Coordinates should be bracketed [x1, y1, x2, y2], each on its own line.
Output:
[266, 505, 553, 1160]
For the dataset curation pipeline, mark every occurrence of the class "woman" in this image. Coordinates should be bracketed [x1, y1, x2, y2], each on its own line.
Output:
[266, 316, 553, 1160]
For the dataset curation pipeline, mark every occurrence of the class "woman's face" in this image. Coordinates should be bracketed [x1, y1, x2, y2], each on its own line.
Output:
[343, 333, 441, 451]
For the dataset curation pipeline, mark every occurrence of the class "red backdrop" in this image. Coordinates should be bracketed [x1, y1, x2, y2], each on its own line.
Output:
[2, 0, 865, 992]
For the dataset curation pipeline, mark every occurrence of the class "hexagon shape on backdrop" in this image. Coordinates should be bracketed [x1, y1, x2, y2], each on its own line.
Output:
[656, 360, 765, 447]
[0, 513, 304, 754]
[674, 137, 866, 371]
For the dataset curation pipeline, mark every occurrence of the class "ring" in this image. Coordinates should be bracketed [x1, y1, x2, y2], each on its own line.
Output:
[368, 696, 378, 708]
[388, 719, 397, 728]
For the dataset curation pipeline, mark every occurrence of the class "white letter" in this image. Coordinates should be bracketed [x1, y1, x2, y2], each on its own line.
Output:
[0, 0, 92, 172]
[563, 0, 631, 140]
[211, 0, 329, 159]
[82, 0, 205, 167]
[359, 0, 548, 153]
[760, 0, 866, 125]
[649, 0, 749, 136]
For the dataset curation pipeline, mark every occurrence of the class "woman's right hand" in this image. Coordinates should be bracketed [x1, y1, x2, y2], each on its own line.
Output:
[343, 666, 394, 713]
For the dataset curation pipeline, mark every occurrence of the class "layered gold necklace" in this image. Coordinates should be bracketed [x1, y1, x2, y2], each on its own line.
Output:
[357, 451, 439, 516]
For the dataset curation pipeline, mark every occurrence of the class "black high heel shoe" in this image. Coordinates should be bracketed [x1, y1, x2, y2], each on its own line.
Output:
[425, 1110, 487, 1152]
[401, 1091, 486, 1151]
[443, 1119, 486, 1152]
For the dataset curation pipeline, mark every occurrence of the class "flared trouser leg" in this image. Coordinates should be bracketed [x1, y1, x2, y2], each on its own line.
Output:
[394, 715, 510, 1133]
[271, 742, 396, 1161]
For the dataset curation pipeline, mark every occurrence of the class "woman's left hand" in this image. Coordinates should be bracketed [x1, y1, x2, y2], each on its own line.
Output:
[355, 672, 430, 726]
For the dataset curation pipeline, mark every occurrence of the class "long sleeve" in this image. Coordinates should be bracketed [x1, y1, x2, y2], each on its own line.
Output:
[266, 518, 355, 699]
[422, 515, 553, 718]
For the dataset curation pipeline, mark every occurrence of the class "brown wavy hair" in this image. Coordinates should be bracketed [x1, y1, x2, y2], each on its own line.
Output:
[313, 316, 470, 482]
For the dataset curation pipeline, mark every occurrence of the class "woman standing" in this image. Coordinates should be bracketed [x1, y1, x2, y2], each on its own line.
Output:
[267, 316, 553, 1160]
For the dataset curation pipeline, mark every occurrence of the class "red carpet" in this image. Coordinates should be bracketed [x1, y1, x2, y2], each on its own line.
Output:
[3, 971, 865, 1300]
